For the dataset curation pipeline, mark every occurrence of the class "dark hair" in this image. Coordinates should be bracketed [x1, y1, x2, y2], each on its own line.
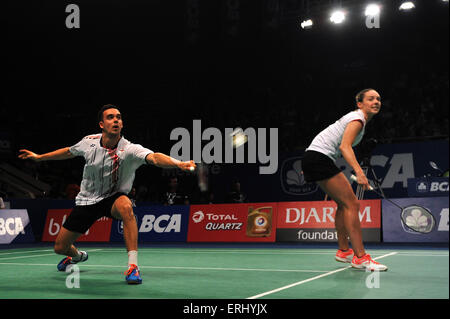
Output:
[97, 104, 120, 122]
[355, 88, 376, 104]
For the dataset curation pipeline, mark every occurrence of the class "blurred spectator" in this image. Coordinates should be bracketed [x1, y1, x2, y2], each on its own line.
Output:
[226, 178, 247, 203]
[0, 196, 5, 209]
[198, 190, 216, 204]
[160, 177, 190, 205]
[136, 185, 149, 202]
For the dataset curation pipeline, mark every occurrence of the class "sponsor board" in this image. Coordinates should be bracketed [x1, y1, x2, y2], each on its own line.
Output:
[41, 209, 112, 242]
[382, 197, 449, 243]
[0, 209, 35, 244]
[407, 177, 449, 197]
[187, 203, 277, 242]
[110, 205, 189, 242]
[208, 140, 449, 203]
[276, 200, 381, 242]
[366, 140, 449, 198]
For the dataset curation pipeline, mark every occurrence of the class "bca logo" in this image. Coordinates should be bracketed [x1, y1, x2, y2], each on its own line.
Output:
[280, 157, 318, 195]
[118, 214, 182, 234]
[430, 182, 449, 192]
[138, 214, 181, 233]
[0, 217, 25, 235]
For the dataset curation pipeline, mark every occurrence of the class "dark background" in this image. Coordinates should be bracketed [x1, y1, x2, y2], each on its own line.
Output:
[3, 0, 449, 204]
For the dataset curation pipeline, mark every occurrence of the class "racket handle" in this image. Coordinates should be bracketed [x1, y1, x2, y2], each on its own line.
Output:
[350, 174, 373, 190]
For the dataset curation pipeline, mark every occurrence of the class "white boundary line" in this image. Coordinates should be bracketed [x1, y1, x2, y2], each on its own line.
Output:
[0, 249, 103, 260]
[0, 249, 54, 256]
[0, 253, 57, 260]
[395, 253, 449, 257]
[92, 250, 341, 256]
[87, 249, 448, 258]
[246, 252, 398, 299]
[0, 262, 329, 273]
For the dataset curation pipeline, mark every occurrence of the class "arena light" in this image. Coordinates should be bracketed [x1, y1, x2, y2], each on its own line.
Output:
[399, 2, 415, 10]
[365, 4, 381, 16]
[300, 19, 314, 29]
[330, 10, 346, 24]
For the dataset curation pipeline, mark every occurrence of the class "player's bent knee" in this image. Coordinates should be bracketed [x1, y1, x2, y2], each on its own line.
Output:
[112, 196, 134, 221]
[123, 211, 136, 223]
[337, 198, 360, 212]
[349, 199, 360, 212]
[119, 205, 135, 222]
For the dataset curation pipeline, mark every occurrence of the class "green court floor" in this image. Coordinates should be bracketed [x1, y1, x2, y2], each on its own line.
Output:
[0, 245, 448, 299]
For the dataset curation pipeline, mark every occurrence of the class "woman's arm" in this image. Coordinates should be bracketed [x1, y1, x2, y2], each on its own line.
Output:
[339, 121, 370, 189]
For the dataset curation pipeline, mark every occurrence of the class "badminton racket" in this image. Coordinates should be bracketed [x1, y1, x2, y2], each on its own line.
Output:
[350, 174, 436, 234]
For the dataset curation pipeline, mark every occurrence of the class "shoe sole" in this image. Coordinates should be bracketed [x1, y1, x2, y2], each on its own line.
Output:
[335, 256, 353, 263]
[126, 280, 142, 285]
[57, 254, 88, 272]
[351, 264, 388, 271]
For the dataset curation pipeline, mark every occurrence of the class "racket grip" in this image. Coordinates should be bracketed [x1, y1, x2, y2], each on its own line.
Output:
[350, 174, 373, 190]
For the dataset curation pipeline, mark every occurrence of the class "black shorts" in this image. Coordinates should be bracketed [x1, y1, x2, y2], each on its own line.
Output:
[302, 150, 341, 183]
[63, 192, 128, 234]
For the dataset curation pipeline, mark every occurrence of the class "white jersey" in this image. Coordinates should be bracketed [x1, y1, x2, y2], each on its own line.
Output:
[69, 134, 153, 206]
[306, 109, 366, 162]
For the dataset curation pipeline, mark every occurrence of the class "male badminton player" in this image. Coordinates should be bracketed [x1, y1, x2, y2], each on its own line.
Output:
[18, 104, 196, 284]
[301, 89, 387, 271]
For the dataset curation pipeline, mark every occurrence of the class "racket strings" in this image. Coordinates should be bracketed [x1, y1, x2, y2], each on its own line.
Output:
[400, 205, 436, 234]
[350, 174, 436, 234]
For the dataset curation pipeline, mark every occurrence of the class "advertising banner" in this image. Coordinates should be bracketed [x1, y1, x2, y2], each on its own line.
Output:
[207, 140, 449, 203]
[41, 209, 112, 242]
[110, 205, 190, 242]
[187, 203, 277, 242]
[276, 200, 381, 242]
[382, 197, 449, 243]
[407, 177, 449, 197]
[361, 140, 449, 198]
[9, 199, 76, 242]
[0, 209, 35, 244]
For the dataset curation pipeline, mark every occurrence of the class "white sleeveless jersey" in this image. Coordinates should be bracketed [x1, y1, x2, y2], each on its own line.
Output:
[69, 134, 153, 206]
[306, 109, 366, 162]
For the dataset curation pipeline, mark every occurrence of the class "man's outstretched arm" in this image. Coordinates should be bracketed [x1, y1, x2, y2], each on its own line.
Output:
[18, 147, 75, 162]
[146, 152, 196, 172]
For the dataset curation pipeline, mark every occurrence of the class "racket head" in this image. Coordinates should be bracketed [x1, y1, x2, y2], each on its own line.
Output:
[400, 205, 436, 234]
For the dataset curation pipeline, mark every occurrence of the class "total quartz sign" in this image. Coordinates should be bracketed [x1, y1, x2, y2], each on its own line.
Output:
[187, 203, 277, 242]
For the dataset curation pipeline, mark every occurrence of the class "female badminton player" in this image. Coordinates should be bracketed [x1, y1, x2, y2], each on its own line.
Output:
[302, 89, 387, 271]
[18, 104, 196, 284]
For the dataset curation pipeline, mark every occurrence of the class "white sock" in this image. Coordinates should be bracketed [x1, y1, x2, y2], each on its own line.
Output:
[128, 250, 138, 267]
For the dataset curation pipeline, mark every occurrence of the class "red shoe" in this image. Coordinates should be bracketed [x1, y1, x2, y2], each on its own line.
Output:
[124, 264, 142, 284]
[335, 249, 354, 263]
[351, 254, 388, 271]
